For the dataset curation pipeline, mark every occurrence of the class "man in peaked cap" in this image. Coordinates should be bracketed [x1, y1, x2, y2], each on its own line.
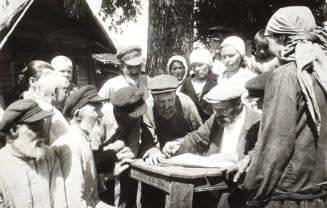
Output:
[99, 45, 149, 101]
[99, 86, 148, 207]
[0, 99, 67, 207]
[51, 85, 114, 208]
[163, 81, 261, 208]
[208, 26, 234, 56]
[139, 74, 202, 208]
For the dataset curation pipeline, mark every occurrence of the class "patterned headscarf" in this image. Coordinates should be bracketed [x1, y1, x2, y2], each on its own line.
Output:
[265, 6, 327, 135]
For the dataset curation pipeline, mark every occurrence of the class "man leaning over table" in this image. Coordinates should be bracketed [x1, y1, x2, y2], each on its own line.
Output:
[163, 81, 261, 208]
[139, 74, 202, 208]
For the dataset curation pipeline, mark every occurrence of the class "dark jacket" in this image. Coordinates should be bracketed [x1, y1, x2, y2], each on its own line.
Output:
[139, 92, 202, 158]
[180, 73, 217, 122]
[243, 62, 327, 204]
[177, 105, 261, 160]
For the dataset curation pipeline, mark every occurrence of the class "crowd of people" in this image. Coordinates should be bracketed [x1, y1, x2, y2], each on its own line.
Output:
[0, 5, 327, 208]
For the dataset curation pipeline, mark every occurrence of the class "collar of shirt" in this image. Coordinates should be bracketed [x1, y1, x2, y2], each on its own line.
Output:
[70, 125, 91, 143]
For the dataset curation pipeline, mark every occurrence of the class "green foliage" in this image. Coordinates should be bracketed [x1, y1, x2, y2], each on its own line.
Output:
[63, 0, 142, 31]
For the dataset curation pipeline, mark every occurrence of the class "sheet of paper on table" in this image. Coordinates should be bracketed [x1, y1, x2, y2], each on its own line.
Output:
[159, 153, 235, 169]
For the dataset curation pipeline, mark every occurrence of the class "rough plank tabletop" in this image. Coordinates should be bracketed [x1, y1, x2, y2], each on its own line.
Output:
[131, 159, 225, 179]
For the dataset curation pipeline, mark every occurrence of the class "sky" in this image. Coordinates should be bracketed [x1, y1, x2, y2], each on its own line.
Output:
[108, 0, 149, 55]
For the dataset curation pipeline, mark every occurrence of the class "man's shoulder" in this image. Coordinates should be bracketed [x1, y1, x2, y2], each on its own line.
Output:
[51, 128, 82, 147]
[177, 92, 198, 111]
[42, 145, 59, 162]
[269, 62, 298, 87]
[177, 92, 193, 103]
[51, 131, 86, 158]
[103, 75, 125, 86]
[273, 62, 297, 77]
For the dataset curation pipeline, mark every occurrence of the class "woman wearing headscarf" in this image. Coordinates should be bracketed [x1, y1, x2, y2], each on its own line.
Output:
[219, 36, 257, 85]
[219, 36, 257, 108]
[227, 6, 327, 208]
[166, 55, 188, 83]
[180, 48, 217, 122]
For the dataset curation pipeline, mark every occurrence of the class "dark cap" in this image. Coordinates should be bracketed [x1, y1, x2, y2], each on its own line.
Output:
[148, 75, 180, 94]
[0, 99, 53, 132]
[63, 85, 109, 119]
[111, 86, 147, 118]
[116, 45, 143, 66]
[245, 71, 271, 98]
[208, 26, 234, 38]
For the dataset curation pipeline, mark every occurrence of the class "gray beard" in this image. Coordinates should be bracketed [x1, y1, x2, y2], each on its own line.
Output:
[12, 142, 46, 161]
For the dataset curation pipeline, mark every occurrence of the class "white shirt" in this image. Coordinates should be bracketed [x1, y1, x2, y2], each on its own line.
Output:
[99, 75, 149, 100]
[51, 126, 112, 208]
[191, 79, 206, 97]
[220, 108, 246, 157]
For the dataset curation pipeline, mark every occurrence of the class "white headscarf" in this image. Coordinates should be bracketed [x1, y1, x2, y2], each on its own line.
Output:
[166, 55, 188, 81]
[189, 48, 213, 66]
[220, 36, 246, 57]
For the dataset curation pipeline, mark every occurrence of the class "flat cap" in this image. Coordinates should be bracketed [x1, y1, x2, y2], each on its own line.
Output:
[63, 85, 109, 119]
[148, 75, 180, 94]
[111, 86, 147, 118]
[204, 81, 244, 103]
[0, 99, 53, 132]
[116, 45, 143, 66]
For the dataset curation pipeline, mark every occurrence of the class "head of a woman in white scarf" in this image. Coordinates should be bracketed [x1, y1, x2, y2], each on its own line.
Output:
[167, 55, 188, 81]
[220, 36, 247, 72]
[189, 48, 213, 81]
[264, 6, 327, 60]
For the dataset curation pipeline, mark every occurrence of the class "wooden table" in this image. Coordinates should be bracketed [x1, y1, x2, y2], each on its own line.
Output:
[130, 159, 229, 208]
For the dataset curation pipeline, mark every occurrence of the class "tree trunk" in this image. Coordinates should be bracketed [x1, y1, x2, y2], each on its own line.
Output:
[146, 0, 194, 76]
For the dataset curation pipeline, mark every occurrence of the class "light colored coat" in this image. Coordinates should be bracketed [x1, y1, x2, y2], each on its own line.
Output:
[51, 126, 112, 208]
[0, 144, 67, 208]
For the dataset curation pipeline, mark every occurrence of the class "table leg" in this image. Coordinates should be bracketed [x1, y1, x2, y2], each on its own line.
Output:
[166, 181, 194, 208]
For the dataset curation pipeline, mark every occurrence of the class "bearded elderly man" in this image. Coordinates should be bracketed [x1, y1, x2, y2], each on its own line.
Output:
[140, 75, 202, 165]
[51, 86, 115, 208]
[163, 81, 261, 208]
[228, 6, 327, 208]
[99, 45, 149, 100]
[0, 99, 67, 208]
[139, 75, 202, 208]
